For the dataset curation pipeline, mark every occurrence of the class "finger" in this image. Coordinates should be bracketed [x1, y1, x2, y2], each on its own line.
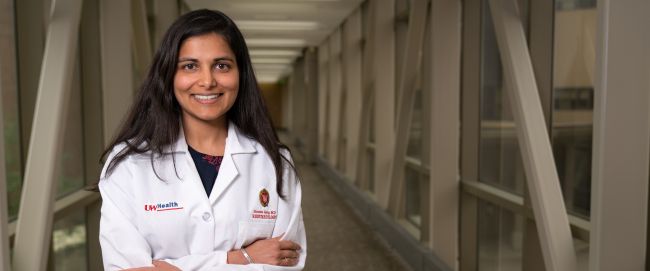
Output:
[278, 257, 299, 267]
[279, 249, 300, 259]
[278, 240, 301, 250]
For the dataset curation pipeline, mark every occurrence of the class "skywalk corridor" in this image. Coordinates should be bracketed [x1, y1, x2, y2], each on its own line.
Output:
[280, 134, 410, 271]
[2, 0, 650, 270]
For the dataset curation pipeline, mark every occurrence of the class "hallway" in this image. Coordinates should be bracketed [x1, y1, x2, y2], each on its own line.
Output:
[283, 135, 410, 271]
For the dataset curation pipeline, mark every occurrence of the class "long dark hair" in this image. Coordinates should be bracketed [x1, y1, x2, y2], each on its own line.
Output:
[100, 9, 293, 197]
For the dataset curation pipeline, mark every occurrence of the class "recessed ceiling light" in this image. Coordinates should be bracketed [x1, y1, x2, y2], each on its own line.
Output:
[246, 38, 307, 47]
[237, 20, 320, 31]
[257, 74, 282, 83]
[253, 63, 290, 71]
[249, 49, 302, 57]
[252, 58, 294, 64]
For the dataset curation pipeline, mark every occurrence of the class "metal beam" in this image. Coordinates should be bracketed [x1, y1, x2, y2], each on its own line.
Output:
[303, 48, 320, 163]
[15, 0, 46, 159]
[524, 1, 555, 269]
[356, 0, 376, 191]
[459, 1, 481, 269]
[100, 0, 133, 145]
[153, 0, 179, 45]
[487, 0, 577, 270]
[373, 0, 395, 208]
[387, 0, 428, 215]
[132, 0, 153, 85]
[590, 0, 650, 270]
[78, 0, 105, 269]
[428, 0, 461, 268]
[343, 8, 363, 181]
[317, 42, 329, 158]
[12, 0, 83, 269]
[327, 29, 342, 166]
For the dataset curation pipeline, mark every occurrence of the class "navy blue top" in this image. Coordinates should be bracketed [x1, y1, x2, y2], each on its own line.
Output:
[188, 145, 223, 197]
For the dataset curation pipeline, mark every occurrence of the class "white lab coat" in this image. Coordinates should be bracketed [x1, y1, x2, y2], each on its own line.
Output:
[99, 123, 306, 271]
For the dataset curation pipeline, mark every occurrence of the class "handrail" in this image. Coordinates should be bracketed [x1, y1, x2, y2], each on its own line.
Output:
[487, 0, 577, 270]
[12, 0, 83, 270]
[7, 190, 100, 240]
[461, 180, 590, 237]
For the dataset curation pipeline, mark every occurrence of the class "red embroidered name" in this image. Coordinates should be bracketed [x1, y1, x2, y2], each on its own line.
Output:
[251, 210, 277, 219]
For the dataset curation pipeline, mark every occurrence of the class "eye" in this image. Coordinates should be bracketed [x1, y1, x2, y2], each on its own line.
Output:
[181, 63, 198, 71]
[215, 63, 231, 72]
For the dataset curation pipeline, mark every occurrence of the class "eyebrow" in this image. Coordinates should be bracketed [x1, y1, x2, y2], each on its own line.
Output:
[177, 57, 235, 62]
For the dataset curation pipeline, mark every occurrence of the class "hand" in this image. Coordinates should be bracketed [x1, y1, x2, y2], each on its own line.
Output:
[152, 261, 181, 271]
[245, 236, 301, 266]
[121, 261, 180, 271]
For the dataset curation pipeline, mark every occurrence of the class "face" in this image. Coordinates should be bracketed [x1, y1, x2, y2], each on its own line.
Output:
[174, 33, 239, 125]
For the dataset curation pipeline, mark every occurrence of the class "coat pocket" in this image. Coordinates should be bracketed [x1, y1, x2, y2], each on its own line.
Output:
[236, 221, 275, 248]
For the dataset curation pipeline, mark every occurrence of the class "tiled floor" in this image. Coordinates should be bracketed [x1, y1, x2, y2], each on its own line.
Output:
[285, 139, 411, 271]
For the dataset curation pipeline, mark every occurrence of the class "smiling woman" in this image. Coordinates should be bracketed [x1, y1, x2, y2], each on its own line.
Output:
[96, 9, 306, 271]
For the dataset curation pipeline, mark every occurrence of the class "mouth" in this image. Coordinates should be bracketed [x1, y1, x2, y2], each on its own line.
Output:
[192, 93, 223, 104]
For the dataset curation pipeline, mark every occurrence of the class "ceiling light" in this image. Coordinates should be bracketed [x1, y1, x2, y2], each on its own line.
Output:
[257, 74, 282, 83]
[246, 38, 307, 47]
[237, 20, 320, 31]
[252, 58, 294, 64]
[249, 49, 302, 57]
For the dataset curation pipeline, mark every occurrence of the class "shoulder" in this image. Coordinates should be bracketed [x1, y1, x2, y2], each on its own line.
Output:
[99, 141, 151, 182]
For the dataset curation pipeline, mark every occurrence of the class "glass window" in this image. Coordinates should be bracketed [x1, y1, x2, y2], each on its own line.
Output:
[406, 86, 423, 159]
[478, 200, 524, 271]
[556, 0, 596, 10]
[552, 0, 596, 219]
[368, 98, 375, 144]
[1, 6, 23, 221]
[56, 58, 85, 198]
[575, 237, 589, 271]
[479, 0, 528, 196]
[3, 84, 22, 222]
[367, 149, 375, 193]
[338, 91, 347, 172]
[404, 166, 421, 227]
[394, 0, 409, 106]
[52, 211, 88, 270]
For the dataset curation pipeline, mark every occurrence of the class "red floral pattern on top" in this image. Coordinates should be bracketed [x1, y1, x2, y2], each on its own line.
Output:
[201, 155, 223, 170]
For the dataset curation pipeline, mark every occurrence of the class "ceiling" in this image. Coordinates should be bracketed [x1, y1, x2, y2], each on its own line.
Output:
[185, 0, 364, 83]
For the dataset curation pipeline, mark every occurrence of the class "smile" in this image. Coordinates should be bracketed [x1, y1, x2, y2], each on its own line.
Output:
[192, 93, 223, 104]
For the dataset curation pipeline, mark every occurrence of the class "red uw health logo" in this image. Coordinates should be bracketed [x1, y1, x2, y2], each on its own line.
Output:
[144, 201, 183, 212]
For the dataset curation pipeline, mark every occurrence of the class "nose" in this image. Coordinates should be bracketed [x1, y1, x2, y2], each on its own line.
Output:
[198, 68, 216, 88]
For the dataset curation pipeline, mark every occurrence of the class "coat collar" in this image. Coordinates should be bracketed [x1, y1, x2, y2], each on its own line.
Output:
[168, 121, 257, 155]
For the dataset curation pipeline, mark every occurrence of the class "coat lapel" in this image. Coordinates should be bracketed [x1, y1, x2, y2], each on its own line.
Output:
[208, 122, 256, 204]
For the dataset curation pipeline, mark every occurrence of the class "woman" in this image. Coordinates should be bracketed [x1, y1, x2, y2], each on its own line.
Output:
[98, 9, 306, 271]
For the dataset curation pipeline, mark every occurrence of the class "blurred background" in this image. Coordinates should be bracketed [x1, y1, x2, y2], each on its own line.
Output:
[1, 0, 648, 270]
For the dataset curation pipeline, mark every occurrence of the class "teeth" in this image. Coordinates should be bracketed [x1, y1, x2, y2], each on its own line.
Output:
[194, 94, 219, 100]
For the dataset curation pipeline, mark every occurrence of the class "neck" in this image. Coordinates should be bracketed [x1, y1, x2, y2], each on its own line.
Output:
[182, 115, 228, 156]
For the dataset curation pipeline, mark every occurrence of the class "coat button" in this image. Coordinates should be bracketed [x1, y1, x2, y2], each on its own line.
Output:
[202, 212, 212, 222]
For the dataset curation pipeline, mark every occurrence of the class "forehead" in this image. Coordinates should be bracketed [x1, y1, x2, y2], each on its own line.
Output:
[178, 33, 235, 58]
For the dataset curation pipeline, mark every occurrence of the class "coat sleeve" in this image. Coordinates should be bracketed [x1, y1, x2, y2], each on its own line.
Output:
[264, 150, 307, 271]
